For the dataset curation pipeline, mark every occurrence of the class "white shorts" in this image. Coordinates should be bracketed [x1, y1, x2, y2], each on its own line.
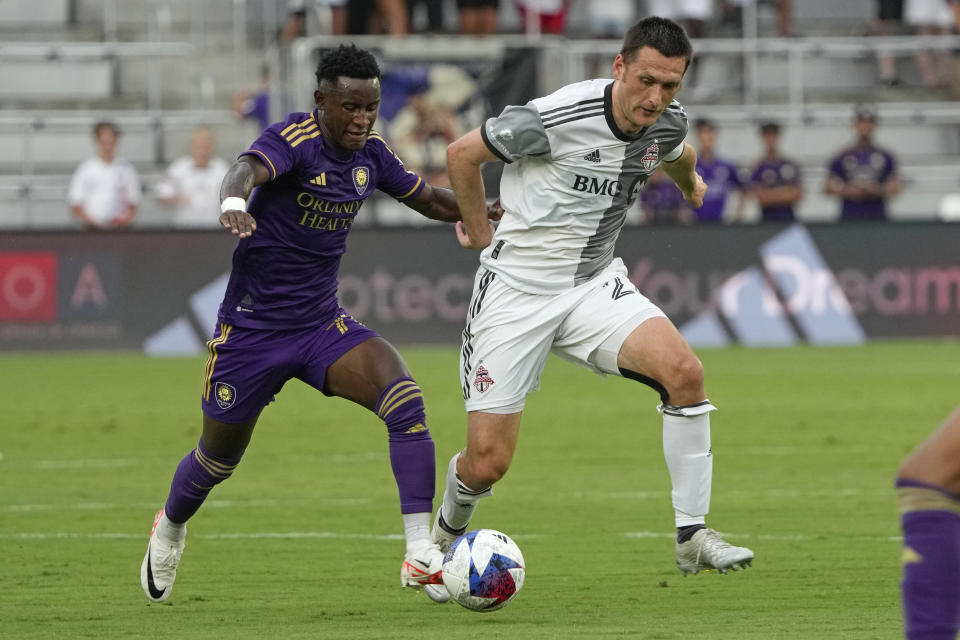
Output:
[645, 0, 714, 21]
[904, 0, 954, 27]
[460, 258, 667, 413]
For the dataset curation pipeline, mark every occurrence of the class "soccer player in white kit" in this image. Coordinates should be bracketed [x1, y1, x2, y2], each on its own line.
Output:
[433, 16, 754, 576]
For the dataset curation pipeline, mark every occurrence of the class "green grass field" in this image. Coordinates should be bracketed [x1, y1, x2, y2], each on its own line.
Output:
[2, 341, 958, 639]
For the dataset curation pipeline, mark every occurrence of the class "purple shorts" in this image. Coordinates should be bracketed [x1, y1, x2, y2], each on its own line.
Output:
[200, 309, 379, 423]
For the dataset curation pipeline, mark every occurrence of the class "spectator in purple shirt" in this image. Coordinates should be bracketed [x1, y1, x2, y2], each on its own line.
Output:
[140, 44, 500, 607]
[747, 121, 803, 223]
[692, 119, 745, 223]
[824, 105, 901, 221]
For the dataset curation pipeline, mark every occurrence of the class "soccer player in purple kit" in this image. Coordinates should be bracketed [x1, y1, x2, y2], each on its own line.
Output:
[897, 405, 960, 639]
[691, 119, 745, 224]
[824, 105, 901, 221]
[140, 44, 493, 604]
[746, 121, 802, 223]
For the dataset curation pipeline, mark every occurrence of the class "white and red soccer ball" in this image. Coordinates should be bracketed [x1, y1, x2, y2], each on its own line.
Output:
[441, 529, 525, 612]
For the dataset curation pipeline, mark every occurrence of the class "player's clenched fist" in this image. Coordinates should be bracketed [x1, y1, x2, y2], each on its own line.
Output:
[219, 210, 257, 238]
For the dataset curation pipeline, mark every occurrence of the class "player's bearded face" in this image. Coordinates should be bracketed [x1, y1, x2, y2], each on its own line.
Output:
[613, 47, 686, 132]
[315, 77, 381, 151]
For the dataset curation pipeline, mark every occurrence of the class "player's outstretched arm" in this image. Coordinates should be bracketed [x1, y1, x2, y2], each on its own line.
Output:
[404, 184, 461, 223]
[661, 142, 706, 209]
[447, 127, 500, 250]
[218, 155, 270, 238]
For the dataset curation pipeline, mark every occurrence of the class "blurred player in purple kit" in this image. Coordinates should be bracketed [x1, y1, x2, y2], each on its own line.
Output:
[824, 105, 901, 221]
[897, 405, 960, 639]
[140, 44, 495, 604]
[746, 121, 802, 223]
[692, 119, 745, 224]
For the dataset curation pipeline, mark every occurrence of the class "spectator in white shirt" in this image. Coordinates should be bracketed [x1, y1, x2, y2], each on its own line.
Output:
[155, 128, 230, 228]
[68, 122, 141, 229]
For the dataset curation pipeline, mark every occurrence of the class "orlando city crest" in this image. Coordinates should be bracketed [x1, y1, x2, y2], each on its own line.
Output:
[352, 166, 370, 196]
[473, 365, 495, 393]
[640, 142, 660, 172]
[214, 381, 237, 409]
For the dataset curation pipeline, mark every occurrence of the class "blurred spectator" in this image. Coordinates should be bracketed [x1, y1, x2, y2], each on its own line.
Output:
[871, 0, 905, 87]
[692, 119, 746, 223]
[282, 0, 348, 38]
[639, 168, 693, 225]
[746, 121, 802, 223]
[584, 0, 636, 38]
[515, 0, 568, 34]
[721, 0, 792, 37]
[824, 105, 901, 221]
[233, 64, 273, 131]
[904, 0, 955, 88]
[646, 0, 712, 90]
[389, 64, 476, 187]
[68, 122, 140, 230]
[283, 0, 408, 37]
[408, 0, 446, 33]
[349, 0, 409, 34]
[458, 0, 499, 34]
[155, 128, 230, 228]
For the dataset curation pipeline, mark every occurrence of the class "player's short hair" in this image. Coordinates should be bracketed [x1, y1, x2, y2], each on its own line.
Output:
[694, 118, 716, 132]
[620, 16, 693, 70]
[315, 44, 381, 87]
[759, 121, 781, 134]
[92, 121, 119, 138]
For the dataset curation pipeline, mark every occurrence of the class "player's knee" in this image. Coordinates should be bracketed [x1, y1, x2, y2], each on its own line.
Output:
[461, 449, 511, 488]
[377, 377, 431, 440]
[663, 355, 704, 405]
[898, 451, 939, 485]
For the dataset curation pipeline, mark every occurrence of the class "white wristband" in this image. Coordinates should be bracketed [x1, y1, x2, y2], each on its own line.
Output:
[220, 197, 247, 213]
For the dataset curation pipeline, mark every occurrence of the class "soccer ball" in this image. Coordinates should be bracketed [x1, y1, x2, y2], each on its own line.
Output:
[441, 529, 525, 612]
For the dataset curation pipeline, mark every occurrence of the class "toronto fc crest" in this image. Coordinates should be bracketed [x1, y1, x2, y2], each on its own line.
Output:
[473, 365, 495, 393]
[640, 142, 660, 171]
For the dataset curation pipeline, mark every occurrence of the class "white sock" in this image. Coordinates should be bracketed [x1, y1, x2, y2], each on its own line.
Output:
[440, 452, 491, 531]
[403, 512, 431, 555]
[661, 405, 714, 528]
[157, 510, 186, 542]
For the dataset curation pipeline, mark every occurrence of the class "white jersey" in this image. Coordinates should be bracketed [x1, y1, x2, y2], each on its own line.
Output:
[68, 156, 142, 225]
[155, 156, 230, 227]
[480, 78, 688, 294]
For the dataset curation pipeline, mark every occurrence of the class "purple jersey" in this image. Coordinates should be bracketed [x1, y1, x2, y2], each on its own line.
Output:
[827, 145, 897, 221]
[695, 156, 743, 222]
[640, 176, 687, 224]
[750, 156, 802, 222]
[219, 110, 424, 329]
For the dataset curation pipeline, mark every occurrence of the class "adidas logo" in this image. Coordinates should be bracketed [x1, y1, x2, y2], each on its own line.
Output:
[309, 173, 327, 186]
[583, 149, 600, 163]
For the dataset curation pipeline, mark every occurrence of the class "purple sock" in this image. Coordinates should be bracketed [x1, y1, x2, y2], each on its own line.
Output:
[164, 439, 241, 524]
[376, 377, 435, 515]
[897, 479, 960, 640]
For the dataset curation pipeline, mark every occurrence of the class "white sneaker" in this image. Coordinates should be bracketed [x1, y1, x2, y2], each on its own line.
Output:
[140, 509, 186, 602]
[675, 528, 753, 575]
[430, 509, 466, 553]
[400, 542, 450, 603]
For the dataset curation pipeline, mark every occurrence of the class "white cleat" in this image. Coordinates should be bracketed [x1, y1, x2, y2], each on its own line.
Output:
[430, 509, 466, 554]
[140, 509, 186, 602]
[676, 528, 754, 576]
[400, 542, 450, 603]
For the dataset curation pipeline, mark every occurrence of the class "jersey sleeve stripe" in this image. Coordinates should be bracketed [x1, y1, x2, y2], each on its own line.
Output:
[480, 124, 513, 164]
[539, 97, 604, 118]
[396, 175, 423, 199]
[243, 149, 278, 179]
[542, 108, 605, 129]
[289, 130, 320, 148]
[285, 123, 318, 142]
